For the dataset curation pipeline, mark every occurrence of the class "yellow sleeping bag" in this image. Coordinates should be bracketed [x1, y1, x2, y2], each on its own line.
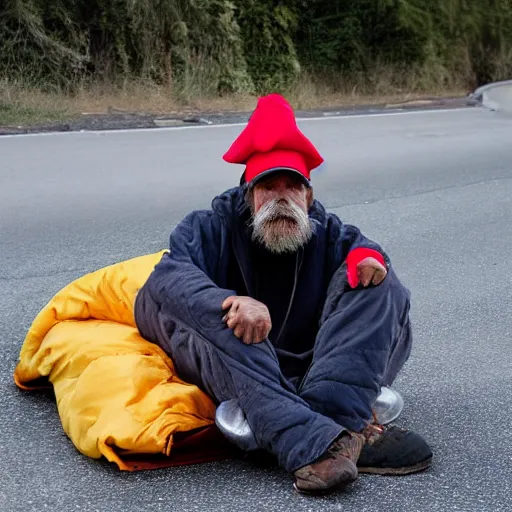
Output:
[13, 251, 223, 470]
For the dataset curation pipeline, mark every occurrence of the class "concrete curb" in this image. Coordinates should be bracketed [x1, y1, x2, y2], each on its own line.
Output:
[470, 79, 512, 112]
[0, 95, 475, 137]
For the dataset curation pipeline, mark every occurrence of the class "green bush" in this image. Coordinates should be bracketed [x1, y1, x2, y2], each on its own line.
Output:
[1, 0, 511, 95]
[296, 0, 427, 73]
[0, 0, 254, 94]
[235, 0, 301, 93]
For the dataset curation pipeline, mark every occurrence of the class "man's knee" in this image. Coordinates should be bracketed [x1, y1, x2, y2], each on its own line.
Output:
[354, 266, 411, 320]
[322, 264, 410, 323]
[169, 328, 284, 390]
[168, 330, 238, 403]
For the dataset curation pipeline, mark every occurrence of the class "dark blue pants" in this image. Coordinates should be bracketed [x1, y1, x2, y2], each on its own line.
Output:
[161, 266, 412, 473]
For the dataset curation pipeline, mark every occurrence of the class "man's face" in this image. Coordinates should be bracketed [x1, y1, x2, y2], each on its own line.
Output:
[248, 172, 314, 254]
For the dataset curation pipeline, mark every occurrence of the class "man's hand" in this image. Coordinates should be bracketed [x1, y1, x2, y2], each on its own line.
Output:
[355, 257, 387, 287]
[346, 248, 388, 288]
[222, 296, 272, 344]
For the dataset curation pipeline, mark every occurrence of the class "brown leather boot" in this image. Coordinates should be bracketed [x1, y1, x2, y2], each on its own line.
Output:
[293, 431, 365, 494]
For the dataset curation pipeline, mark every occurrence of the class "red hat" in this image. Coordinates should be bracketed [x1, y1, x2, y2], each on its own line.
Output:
[222, 94, 324, 187]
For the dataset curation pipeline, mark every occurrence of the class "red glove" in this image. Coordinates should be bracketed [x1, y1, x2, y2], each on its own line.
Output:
[346, 248, 387, 288]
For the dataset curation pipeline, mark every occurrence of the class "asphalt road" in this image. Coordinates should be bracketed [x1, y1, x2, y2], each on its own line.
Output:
[1, 107, 511, 512]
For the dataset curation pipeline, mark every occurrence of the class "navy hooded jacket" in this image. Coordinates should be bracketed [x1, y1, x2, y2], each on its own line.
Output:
[134, 186, 390, 381]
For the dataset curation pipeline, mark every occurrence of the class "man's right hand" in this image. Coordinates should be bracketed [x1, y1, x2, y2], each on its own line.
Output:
[222, 296, 272, 345]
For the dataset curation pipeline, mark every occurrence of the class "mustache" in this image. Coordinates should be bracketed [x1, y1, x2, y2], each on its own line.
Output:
[254, 198, 304, 222]
[250, 197, 314, 254]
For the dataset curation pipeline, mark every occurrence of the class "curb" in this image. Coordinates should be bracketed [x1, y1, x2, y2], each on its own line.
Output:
[0, 95, 476, 137]
[470, 79, 512, 112]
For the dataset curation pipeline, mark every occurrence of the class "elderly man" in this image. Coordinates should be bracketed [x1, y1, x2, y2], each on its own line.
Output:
[134, 94, 432, 494]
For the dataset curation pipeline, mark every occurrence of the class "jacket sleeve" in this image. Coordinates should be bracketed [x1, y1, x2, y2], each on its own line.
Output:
[326, 213, 391, 272]
[134, 211, 237, 345]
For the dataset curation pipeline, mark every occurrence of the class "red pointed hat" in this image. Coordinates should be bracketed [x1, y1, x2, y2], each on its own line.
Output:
[222, 93, 324, 186]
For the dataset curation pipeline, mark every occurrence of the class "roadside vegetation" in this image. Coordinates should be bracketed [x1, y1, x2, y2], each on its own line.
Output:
[1, 0, 511, 125]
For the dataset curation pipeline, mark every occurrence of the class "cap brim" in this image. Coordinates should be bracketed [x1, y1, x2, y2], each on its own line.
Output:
[247, 167, 311, 189]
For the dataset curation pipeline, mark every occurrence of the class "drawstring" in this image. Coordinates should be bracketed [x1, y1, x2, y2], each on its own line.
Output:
[273, 248, 303, 346]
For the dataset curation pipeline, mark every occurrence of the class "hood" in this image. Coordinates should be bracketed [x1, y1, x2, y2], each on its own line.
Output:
[211, 186, 249, 222]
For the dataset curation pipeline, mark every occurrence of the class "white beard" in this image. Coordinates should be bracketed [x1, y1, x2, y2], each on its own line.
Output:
[251, 198, 313, 254]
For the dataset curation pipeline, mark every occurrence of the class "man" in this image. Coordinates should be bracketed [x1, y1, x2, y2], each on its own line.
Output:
[134, 93, 433, 494]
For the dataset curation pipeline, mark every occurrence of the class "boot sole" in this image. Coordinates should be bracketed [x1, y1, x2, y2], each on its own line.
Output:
[358, 456, 433, 476]
[293, 477, 357, 496]
[293, 465, 359, 496]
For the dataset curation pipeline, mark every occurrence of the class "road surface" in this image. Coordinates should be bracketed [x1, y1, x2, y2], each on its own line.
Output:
[1, 107, 511, 512]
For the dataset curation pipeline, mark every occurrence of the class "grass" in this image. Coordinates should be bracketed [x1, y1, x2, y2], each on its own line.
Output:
[0, 102, 69, 127]
[0, 71, 469, 128]
[0, 80, 72, 126]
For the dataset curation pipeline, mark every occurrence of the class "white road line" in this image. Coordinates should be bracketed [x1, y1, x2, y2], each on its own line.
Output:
[0, 107, 479, 139]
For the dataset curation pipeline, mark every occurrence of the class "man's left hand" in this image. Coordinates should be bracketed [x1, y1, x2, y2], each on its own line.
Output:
[355, 257, 387, 287]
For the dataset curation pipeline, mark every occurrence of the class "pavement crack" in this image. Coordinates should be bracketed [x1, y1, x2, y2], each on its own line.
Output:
[326, 174, 512, 209]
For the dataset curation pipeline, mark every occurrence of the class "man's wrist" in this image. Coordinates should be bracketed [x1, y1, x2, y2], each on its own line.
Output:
[347, 247, 386, 268]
